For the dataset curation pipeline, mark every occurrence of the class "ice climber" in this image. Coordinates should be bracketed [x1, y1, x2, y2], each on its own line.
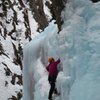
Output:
[46, 57, 61, 100]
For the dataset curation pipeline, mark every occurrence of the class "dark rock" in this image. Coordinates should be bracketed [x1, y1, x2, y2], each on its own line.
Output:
[8, 95, 17, 100]
[90, 0, 100, 3]
[23, 9, 32, 41]
[8, 90, 22, 100]
[16, 74, 23, 85]
[5, 81, 8, 87]
[12, 42, 22, 70]
[17, 91, 22, 99]
[46, 0, 66, 32]
[29, 0, 48, 32]
[2, 62, 12, 76]
[11, 74, 16, 85]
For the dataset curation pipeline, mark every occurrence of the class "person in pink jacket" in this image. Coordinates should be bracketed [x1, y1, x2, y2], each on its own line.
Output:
[46, 57, 60, 100]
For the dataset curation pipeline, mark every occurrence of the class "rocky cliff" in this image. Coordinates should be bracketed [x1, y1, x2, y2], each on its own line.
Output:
[29, 0, 66, 32]
[0, 0, 66, 99]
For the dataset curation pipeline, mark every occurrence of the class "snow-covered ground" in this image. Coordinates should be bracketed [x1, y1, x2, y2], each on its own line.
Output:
[0, 0, 39, 99]
[23, 0, 100, 100]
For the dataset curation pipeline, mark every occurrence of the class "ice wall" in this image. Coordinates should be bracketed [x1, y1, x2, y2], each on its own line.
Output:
[23, 21, 59, 100]
[64, 0, 100, 100]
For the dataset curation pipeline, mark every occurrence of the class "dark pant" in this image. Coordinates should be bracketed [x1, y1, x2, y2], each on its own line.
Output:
[48, 75, 58, 99]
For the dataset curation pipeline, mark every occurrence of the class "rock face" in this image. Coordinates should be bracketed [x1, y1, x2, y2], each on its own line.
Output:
[91, 0, 100, 3]
[46, 0, 66, 32]
[29, 0, 48, 32]
[0, 0, 66, 100]
[29, 0, 66, 32]
[0, 0, 29, 100]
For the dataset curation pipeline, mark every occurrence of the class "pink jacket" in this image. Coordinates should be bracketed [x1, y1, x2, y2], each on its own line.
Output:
[46, 59, 60, 76]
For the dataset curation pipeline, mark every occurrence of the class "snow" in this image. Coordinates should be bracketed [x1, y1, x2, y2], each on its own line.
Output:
[28, 11, 39, 38]
[0, 54, 22, 100]
[0, 0, 26, 99]
[23, 0, 100, 100]
[43, 0, 52, 21]
[0, 33, 22, 99]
